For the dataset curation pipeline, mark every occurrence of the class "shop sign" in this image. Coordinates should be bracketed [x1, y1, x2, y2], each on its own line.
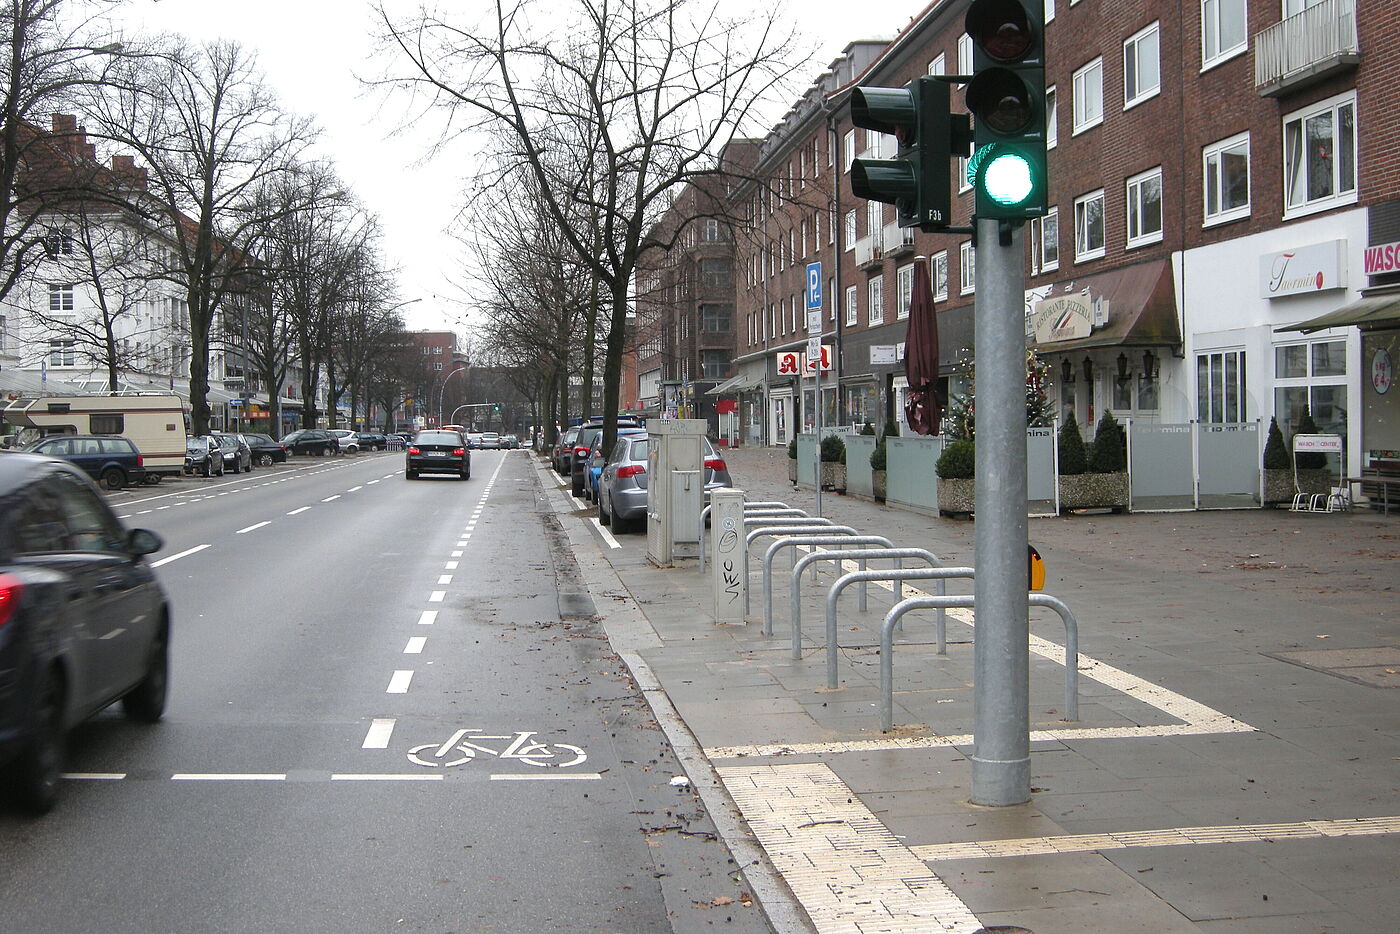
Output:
[1031, 292, 1093, 343]
[1363, 240, 1400, 276]
[774, 347, 831, 376]
[1260, 240, 1345, 298]
[1373, 348, 1393, 395]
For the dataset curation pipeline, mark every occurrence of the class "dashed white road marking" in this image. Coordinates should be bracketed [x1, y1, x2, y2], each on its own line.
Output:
[286, 506, 311, 515]
[172, 773, 286, 782]
[150, 544, 210, 568]
[62, 773, 126, 781]
[321, 495, 340, 502]
[235, 521, 270, 534]
[437, 575, 453, 585]
[417, 610, 437, 626]
[428, 591, 445, 603]
[386, 670, 414, 693]
[362, 719, 396, 749]
[445, 560, 459, 570]
[404, 637, 427, 654]
[450, 550, 463, 557]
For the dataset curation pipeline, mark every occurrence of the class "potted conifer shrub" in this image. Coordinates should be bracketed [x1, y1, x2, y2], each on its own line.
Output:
[935, 439, 976, 517]
[1056, 411, 1094, 511]
[1082, 411, 1130, 511]
[1261, 415, 1293, 505]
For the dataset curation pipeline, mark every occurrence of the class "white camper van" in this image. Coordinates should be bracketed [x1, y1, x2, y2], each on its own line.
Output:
[2, 393, 188, 482]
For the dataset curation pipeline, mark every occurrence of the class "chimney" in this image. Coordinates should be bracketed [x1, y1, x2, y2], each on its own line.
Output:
[49, 113, 88, 158]
[109, 154, 148, 191]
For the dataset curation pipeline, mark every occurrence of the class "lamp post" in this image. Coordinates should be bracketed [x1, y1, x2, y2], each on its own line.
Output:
[437, 363, 468, 427]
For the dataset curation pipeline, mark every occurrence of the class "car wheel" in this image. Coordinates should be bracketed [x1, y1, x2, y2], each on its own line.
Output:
[12, 667, 65, 815]
[201, 461, 211, 478]
[231, 459, 241, 474]
[406, 469, 417, 480]
[258, 454, 273, 467]
[599, 494, 611, 526]
[100, 467, 126, 491]
[122, 625, 168, 723]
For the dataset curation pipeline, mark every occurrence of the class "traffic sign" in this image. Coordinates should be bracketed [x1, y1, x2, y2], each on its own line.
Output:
[805, 262, 823, 310]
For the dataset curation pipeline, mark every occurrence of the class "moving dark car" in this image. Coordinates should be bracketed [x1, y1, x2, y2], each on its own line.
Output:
[0, 453, 169, 813]
[21, 435, 146, 491]
[183, 436, 225, 477]
[405, 430, 470, 480]
[242, 433, 288, 466]
[280, 429, 337, 456]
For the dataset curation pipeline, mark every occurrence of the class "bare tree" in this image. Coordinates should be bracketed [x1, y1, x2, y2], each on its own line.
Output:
[374, 0, 801, 454]
[81, 37, 317, 433]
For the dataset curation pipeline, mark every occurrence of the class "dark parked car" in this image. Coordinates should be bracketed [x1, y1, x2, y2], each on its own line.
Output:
[552, 427, 580, 476]
[405, 430, 470, 480]
[211, 433, 252, 474]
[355, 432, 388, 451]
[0, 453, 169, 813]
[242, 433, 288, 466]
[21, 435, 146, 491]
[184, 436, 225, 477]
[280, 429, 336, 456]
[570, 417, 643, 497]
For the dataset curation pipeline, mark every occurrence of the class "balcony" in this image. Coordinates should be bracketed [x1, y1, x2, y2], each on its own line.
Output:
[854, 235, 883, 270]
[1254, 0, 1359, 98]
[883, 222, 915, 258]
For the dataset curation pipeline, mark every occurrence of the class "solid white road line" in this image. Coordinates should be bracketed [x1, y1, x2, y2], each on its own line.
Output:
[362, 719, 396, 749]
[150, 544, 211, 568]
[386, 670, 413, 693]
[235, 521, 271, 534]
[404, 637, 426, 654]
[286, 506, 311, 515]
[417, 610, 438, 626]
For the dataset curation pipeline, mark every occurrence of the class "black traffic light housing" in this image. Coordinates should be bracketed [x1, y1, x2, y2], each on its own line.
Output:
[850, 77, 971, 232]
[964, 0, 1048, 220]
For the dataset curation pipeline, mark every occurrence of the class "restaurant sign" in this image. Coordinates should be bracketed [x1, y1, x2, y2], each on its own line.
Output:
[1032, 292, 1093, 343]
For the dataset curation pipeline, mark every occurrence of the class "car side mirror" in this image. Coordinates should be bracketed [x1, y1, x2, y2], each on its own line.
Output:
[126, 528, 164, 557]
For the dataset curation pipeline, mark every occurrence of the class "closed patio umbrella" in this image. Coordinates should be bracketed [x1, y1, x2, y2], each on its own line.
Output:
[903, 255, 941, 434]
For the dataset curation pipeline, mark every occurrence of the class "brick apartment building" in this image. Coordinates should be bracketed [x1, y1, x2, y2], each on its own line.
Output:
[644, 0, 1398, 476]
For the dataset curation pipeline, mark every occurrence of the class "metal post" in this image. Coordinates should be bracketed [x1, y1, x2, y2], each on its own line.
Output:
[971, 218, 1031, 807]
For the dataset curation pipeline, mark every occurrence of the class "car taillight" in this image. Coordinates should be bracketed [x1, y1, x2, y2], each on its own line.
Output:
[704, 458, 726, 471]
[574, 446, 589, 457]
[452, 448, 465, 456]
[136, 454, 145, 467]
[408, 446, 421, 455]
[617, 464, 646, 478]
[0, 573, 21, 629]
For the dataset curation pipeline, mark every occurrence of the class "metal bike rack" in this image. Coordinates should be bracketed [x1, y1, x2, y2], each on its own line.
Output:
[761, 535, 894, 636]
[783, 547, 943, 656]
[698, 502, 802, 573]
[823, 567, 974, 684]
[743, 522, 853, 616]
[878, 593, 1081, 732]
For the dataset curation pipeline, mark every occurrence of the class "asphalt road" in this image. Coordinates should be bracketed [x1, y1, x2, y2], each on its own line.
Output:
[0, 451, 768, 934]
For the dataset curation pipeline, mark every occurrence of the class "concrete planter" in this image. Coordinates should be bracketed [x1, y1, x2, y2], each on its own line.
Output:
[1058, 471, 1129, 512]
[1262, 468, 1332, 506]
[873, 469, 887, 502]
[821, 461, 846, 492]
[788, 458, 797, 483]
[937, 477, 975, 518]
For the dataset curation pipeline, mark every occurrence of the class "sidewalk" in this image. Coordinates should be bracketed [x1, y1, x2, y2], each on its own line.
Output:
[541, 446, 1399, 933]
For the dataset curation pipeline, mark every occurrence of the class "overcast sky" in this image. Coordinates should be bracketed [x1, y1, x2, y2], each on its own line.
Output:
[105, 0, 921, 334]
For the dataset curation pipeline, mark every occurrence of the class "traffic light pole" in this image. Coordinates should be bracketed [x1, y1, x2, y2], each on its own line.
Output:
[971, 216, 1031, 807]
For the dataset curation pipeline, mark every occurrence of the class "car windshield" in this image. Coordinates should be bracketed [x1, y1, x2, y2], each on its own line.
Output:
[416, 432, 461, 445]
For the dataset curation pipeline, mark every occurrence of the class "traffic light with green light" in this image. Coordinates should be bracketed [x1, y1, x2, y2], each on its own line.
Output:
[849, 77, 971, 232]
[964, 0, 1047, 220]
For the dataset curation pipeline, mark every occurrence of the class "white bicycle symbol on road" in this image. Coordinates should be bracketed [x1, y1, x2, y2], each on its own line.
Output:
[407, 729, 588, 768]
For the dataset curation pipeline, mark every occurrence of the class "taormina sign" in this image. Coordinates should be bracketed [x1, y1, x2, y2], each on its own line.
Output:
[1031, 292, 1093, 343]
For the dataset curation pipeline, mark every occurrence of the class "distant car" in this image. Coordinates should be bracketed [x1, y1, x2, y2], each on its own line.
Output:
[0, 452, 170, 813]
[280, 429, 336, 456]
[480, 432, 501, 449]
[242, 433, 288, 466]
[598, 433, 730, 532]
[405, 429, 470, 480]
[501, 434, 520, 449]
[327, 429, 359, 454]
[211, 433, 252, 473]
[465, 432, 485, 449]
[355, 432, 388, 451]
[21, 434, 146, 491]
[184, 435, 225, 477]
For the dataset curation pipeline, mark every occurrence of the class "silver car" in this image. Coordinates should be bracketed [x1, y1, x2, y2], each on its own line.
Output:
[597, 434, 732, 533]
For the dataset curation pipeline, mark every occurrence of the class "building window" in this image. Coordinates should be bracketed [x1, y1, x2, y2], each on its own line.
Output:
[49, 284, 74, 312]
[828, 277, 836, 322]
[843, 130, 856, 172]
[702, 218, 723, 242]
[1197, 349, 1246, 423]
[1072, 58, 1104, 134]
[701, 350, 729, 380]
[1046, 86, 1058, 149]
[44, 228, 75, 256]
[700, 258, 732, 288]
[1201, 0, 1247, 69]
[701, 304, 730, 332]
[928, 53, 945, 76]
[1124, 22, 1160, 109]
[1125, 167, 1163, 248]
[960, 241, 975, 294]
[932, 252, 949, 301]
[0, 314, 6, 351]
[896, 264, 914, 320]
[1274, 339, 1347, 452]
[958, 34, 972, 76]
[843, 210, 856, 251]
[1204, 132, 1250, 225]
[868, 275, 884, 325]
[432, 345, 443, 354]
[1074, 190, 1106, 261]
[1283, 92, 1357, 217]
[1045, 0, 1055, 22]
[845, 285, 858, 326]
[48, 339, 76, 367]
[433, 361, 443, 371]
[1030, 207, 1059, 274]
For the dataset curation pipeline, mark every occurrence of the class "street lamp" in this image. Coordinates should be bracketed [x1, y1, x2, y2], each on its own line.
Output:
[437, 363, 468, 427]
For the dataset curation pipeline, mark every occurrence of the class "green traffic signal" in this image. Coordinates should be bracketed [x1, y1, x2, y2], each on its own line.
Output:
[981, 149, 1034, 206]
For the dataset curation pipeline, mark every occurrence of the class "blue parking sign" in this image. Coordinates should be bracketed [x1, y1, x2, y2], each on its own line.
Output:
[806, 262, 822, 310]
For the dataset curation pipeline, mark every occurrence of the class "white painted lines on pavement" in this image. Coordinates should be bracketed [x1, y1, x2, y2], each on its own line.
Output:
[348, 485, 362, 492]
[450, 550, 462, 557]
[386, 670, 414, 694]
[438, 575, 453, 585]
[286, 506, 311, 515]
[236, 521, 271, 534]
[404, 637, 427, 654]
[62, 772, 126, 780]
[362, 719, 397, 749]
[428, 591, 445, 603]
[322, 495, 340, 502]
[150, 544, 211, 568]
[445, 561, 459, 570]
[417, 610, 437, 626]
